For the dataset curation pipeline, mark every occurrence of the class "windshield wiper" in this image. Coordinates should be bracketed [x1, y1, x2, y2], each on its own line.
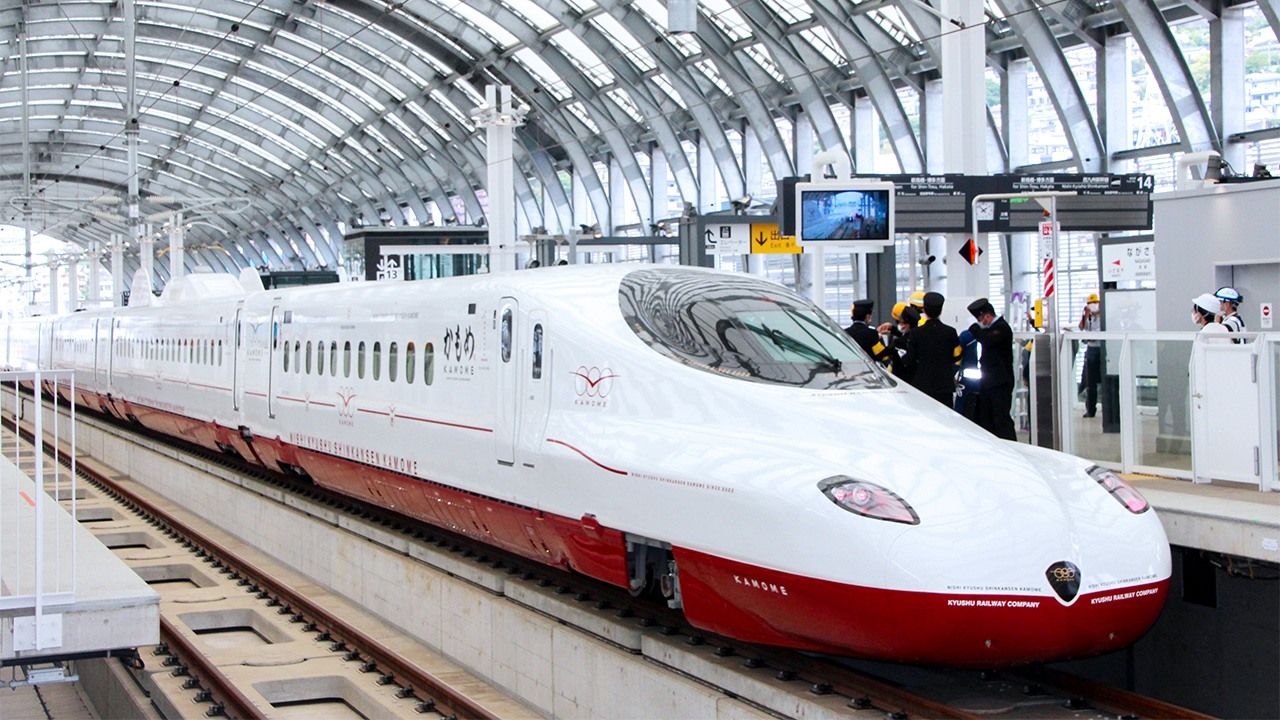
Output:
[741, 321, 843, 372]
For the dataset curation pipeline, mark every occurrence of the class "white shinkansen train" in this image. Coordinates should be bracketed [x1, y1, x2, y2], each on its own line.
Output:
[4, 265, 1170, 666]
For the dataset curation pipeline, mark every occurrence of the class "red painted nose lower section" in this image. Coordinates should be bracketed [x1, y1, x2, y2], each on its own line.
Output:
[674, 547, 1168, 667]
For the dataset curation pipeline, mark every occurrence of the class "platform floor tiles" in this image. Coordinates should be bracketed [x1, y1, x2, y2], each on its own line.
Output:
[0, 678, 97, 719]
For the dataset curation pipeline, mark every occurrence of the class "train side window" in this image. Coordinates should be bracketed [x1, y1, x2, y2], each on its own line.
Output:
[218, 339, 224, 366]
[329, 343, 337, 377]
[294, 341, 301, 374]
[317, 341, 325, 375]
[501, 309, 512, 363]
[424, 342, 434, 385]
[532, 324, 543, 379]
[357, 341, 366, 379]
[405, 343, 416, 384]
[344, 341, 351, 378]
[306, 341, 313, 375]
[388, 342, 398, 383]
[283, 340, 291, 372]
[372, 341, 382, 381]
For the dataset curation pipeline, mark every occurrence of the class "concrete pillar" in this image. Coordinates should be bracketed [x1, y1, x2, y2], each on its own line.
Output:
[1101, 34, 1130, 172]
[650, 144, 668, 222]
[697, 134, 717, 212]
[111, 233, 123, 307]
[923, 80, 945, 174]
[47, 257, 59, 315]
[853, 96, 877, 173]
[1211, 7, 1245, 172]
[67, 258, 79, 311]
[940, 0, 989, 299]
[476, 85, 525, 273]
[88, 243, 100, 305]
[168, 213, 184, 283]
[793, 110, 814, 176]
[1004, 59, 1030, 171]
[743, 124, 762, 199]
[572, 168, 591, 227]
[608, 155, 626, 234]
[140, 223, 153, 294]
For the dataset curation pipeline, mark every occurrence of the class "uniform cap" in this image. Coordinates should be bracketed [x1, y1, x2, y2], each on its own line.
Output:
[1193, 293, 1220, 314]
[1087, 292, 1100, 303]
[900, 306, 921, 326]
[1214, 286, 1242, 303]
[852, 299, 874, 317]
[922, 291, 944, 316]
[908, 290, 926, 308]
[967, 298, 995, 318]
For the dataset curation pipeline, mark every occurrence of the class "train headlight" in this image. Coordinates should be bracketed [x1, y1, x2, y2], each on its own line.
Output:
[818, 476, 919, 525]
[1088, 466, 1149, 514]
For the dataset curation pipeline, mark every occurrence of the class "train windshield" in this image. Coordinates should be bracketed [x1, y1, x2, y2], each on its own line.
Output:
[619, 268, 892, 390]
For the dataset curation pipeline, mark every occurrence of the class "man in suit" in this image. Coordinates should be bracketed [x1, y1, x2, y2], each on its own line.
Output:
[966, 298, 1017, 440]
[845, 299, 890, 366]
[909, 292, 960, 407]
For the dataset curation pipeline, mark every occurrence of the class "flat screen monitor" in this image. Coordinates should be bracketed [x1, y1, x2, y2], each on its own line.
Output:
[795, 182, 895, 246]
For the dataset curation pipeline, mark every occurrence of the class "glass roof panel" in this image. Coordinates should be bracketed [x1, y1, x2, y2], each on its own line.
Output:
[590, 13, 657, 72]
[512, 48, 571, 101]
[607, 87, 644, 122]
[548, 29, 615, 87]
[870, 6, 922, 46]
[649, 74, 685, 107]
[443, 1, 518, 48]
[801, 26, 847, 67]
[564, 101, 599, 134]
[700, 0, 752, 42]
[759, 0, 813, 24]
[501, 0, 559, 32]
[742, 43, 786, 84]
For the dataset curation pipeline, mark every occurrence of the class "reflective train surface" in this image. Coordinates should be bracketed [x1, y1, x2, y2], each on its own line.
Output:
[3, 265, 1170, 666]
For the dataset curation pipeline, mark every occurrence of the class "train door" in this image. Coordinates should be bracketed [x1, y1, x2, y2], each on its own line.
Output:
[495, 297, 520, 465]
[232, 306, 243, 411]
[268, 305, 280, 418]
[518, 311, 550, 464]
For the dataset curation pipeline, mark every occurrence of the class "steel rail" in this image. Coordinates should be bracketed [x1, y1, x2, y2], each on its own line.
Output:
[1013, 666, 1217, 720]
[21, 422, 500, 720]
[158, 615, 266, 720]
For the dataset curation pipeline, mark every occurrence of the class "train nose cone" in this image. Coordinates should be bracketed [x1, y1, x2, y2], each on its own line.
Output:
[1045, 560, 1082, 603]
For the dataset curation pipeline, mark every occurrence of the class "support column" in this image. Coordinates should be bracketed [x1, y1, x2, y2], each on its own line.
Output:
[650, 144, 668, 222]
[853, 96, 877, 173]
[47, 257, 59, 315]
[474, 84, 527, 274]
[1004, 59, 1030, 171]
[941, 0, 989, 299]
[1211, 7, 1245, 172]
[793, 110, 814, 176]
[67, 258, 79, 311]
[608, 155, 626, 234]
[572, 169, 591, 227]
[124, 0, 142, 289]
[923, 80, 945, 174]
[743, 124, 762, 200]
[697, 134, 717, 212]
[88, 242, 101, 306]
[140, 223, 154, 293]
[1101, 33, 1130, 172]
[19, 20, 31, 286]
[168, 212, 185, 282]
[111, 233, 123, 307]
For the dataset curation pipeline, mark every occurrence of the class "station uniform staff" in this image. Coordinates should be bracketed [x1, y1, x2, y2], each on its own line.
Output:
[1078, 292, 1102, 418]
[966, 298, 1017, 441]
[1192, 293, 1230, 339]
[845, 299, 890, 365]
[1215, 287, 1245, 338]
[887, 306, 920, 383]
[910, 292, 961, 407]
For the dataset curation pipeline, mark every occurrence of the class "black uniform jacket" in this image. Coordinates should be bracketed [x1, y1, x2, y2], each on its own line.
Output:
[908, 318, 960, 398]
[845, 321, 890, 365]
[969, 316, 1015, 389]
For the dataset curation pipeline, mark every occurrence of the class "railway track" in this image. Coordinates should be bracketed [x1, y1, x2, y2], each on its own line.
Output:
[5, 420, 516, 720]
[12, 394, 1213, 719]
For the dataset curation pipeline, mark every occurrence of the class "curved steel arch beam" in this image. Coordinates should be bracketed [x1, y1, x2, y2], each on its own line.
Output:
[808, 0, 924, 173]
[994, 0, 1104, 171]
[1113, 0, 1218, 153]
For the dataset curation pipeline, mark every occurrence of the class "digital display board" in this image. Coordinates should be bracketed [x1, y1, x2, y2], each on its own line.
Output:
[794, 182, 895, 246]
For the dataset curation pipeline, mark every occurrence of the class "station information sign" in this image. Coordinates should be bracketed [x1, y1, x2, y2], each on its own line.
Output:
[750, 223, 801, 254]
[805, 174, 1156, 235]
[1101, 240, 1156, 282]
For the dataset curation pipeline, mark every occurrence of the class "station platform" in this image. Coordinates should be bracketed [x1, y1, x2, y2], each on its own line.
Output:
[1, 449, 159, 666]
[1126, 474, 1279, 563]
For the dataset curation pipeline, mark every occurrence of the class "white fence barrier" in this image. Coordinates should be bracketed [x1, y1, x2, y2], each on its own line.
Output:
[0, 370, 77, 652]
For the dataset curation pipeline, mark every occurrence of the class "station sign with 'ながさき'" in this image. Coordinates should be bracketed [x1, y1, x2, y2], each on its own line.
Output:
[1101, 240, 1155, 282]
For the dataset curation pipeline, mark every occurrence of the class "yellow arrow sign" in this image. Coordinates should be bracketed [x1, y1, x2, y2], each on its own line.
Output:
[749, 223, 801, 254]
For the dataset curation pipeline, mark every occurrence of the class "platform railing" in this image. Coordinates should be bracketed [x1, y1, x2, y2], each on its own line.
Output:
[1012, 331, 1278, 492]
[0, 369, 77, 652]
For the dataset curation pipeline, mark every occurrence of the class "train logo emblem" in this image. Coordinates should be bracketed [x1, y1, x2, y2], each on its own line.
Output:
[1045, 561, 1082, 603]
[571, 366, 618, 406]
[444, 325, 475, 361]
[336, 389, 357, 425]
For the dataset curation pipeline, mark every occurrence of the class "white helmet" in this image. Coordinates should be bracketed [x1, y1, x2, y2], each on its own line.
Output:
[1192, 293, 1220, 315]
[1214, 286, 1243, 305]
